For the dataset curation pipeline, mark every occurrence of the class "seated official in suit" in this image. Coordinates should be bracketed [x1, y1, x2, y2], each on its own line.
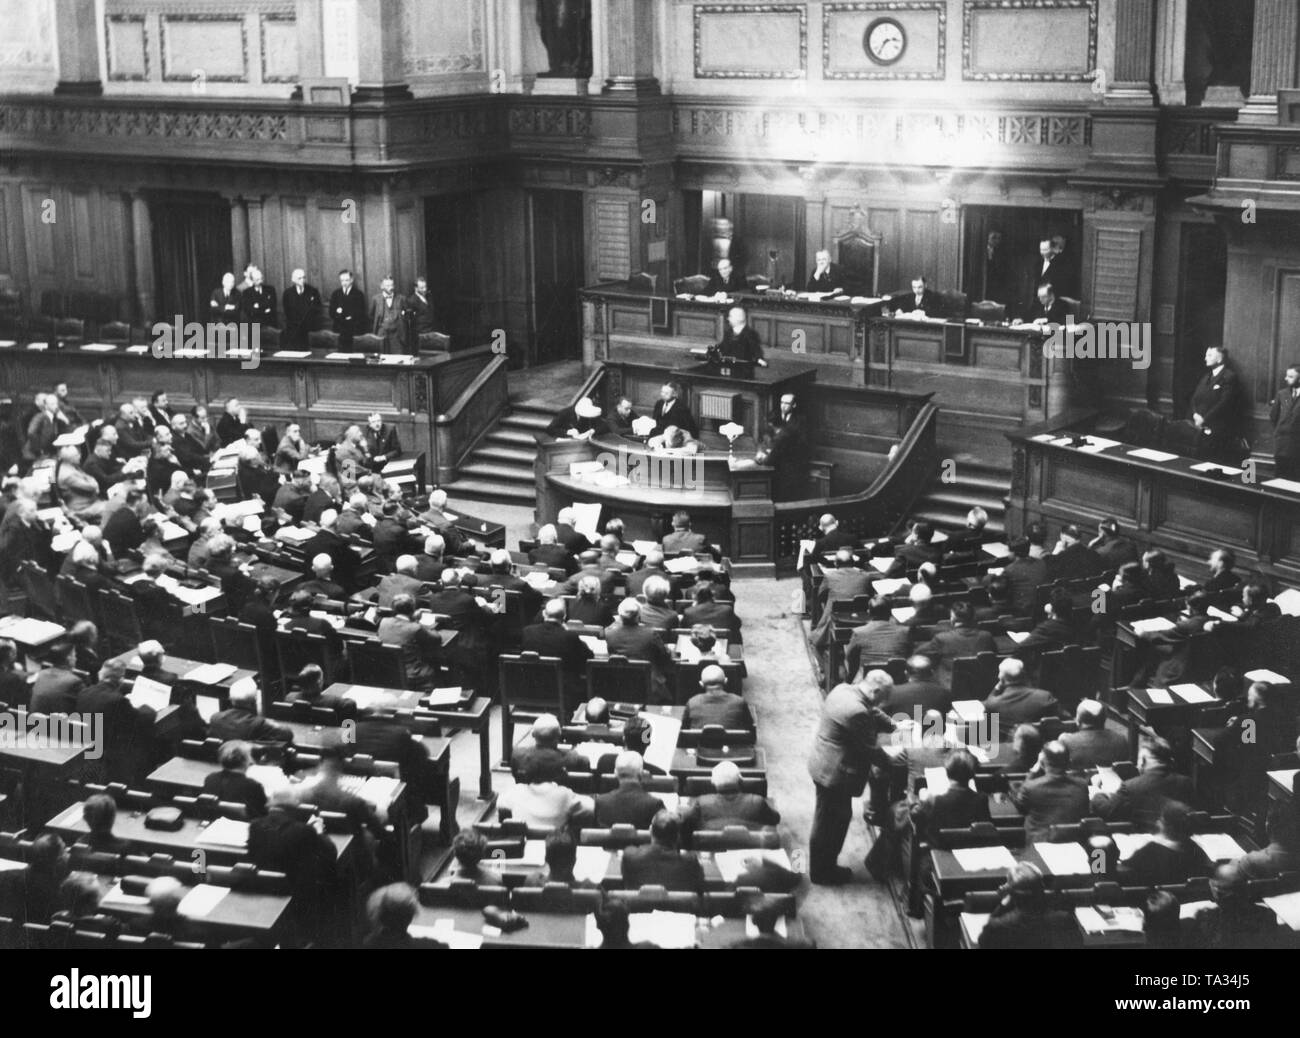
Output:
[982, 658, 1063, 739]
[1140, 549, 1182, 600]
[593, 751, 665, 829]
[844, 596, 911, 682]
[594, 901, 659, 950]
[917, 601, 996, 689]
[521, 598, 594, 707]
[1019, 282, 1069, 326]
[889, 654, 949, 717]
[681, 581, 739, 636]
[705, 258, 744, 296]
[810, 548, 874, 652]
[682, 666, 753, 731]
[621, 810, 704, 892]
[209, 680, 293, 744]
[363, 883, 444, 949]
[1186, 861, 1283, 950]
[554, 507, 593, 556]
[890, 276, 943, 318]
[637, 576, 680, 631]
[1118, 800, 1213, 886]
[376, 594, 445, 691]
[1234, 800, 1300, 879]
[374, 554, 425, 608]
[77, 794, 131, 856]
[1059, 700, 1129, 768]
[201, 741, 269, 816]
[811, 513, 855, 557]
[911, 749, 992, 844]
[714, 306, 767, 367]
[978, 862, 1082, 949]
[511, 714, 589, 783]
[662, 510, 708, 555]
[566, 573, 615, 627]
[884, 520, 941, 577]
[604, 598, 674, 704]
[944, 506, 990, 550]
[650, 382, 698, 439]
[806, 248, 842, 293]
[522, 830, 595, 889]
[1091, 738, 1195, 832]
[1013, 587, 1083, 657]
[30, 642, 86, 715]
[298, 554, 345, 601]
[1046, 524, 1105, 582]
[684, 761, 779, 831]
[1011, 741, 1089, 843]
[999, 536, 1048, 617]
[1088, 517, 1140, 572]
[610, 396, 639, 435]
[248, 779, 338, 903]
[528, 523, 579, 575]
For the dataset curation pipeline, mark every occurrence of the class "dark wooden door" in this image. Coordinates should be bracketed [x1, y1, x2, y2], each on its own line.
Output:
[1174, 222, 1228, 417]
[148, 193, 232, 323]
[529, 190, 584, 366]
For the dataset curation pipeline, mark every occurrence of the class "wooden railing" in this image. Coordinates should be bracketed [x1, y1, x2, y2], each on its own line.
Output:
[433, 350, 508, 485]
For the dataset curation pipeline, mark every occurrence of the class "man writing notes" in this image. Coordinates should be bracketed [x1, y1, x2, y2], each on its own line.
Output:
[706, 258, 744, 296]
[715, 307, 767, 368]
[282, 269, 322, 351]
[1269, 362, 1300, 481]
[330, 269, 367, 351]
[370, 275, 406, 354]
[546, 397, 609, 440]
[890, 276, 942, 318]
[806, 248, 842, 293]
[1191, 346, 1246, 464]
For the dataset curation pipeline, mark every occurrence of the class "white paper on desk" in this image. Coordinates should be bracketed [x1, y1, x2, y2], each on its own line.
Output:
[568, 502, 602, 541]
[664, 556, 702, 575]
[125, 344, 148, 354]
[1178, 574, 1197, 590]
[1092, 766, 1122, 795]
[0, 616, 65, 645]
[52, 429, 87, 447]
[1207, 606, 1238, 623]
[27, 342, 48, 350]
[128, 675, 172, 713]
[1048, 437, 1074, 447]
[890, 607, 916, 624]
[952, 845, 1016, 873]
[0, 340, 14, 347]
[1245, 668, 1289, 685]
[1113, 833, 1153, 861]
[569, 740, 614, 766]
[713, 848, 792, 884]
[924, 766, 950, 794]
[869, 556, 896, 574]
[871, 577, 909, 597]
[275, 526, 315, 544]
[196, 816, 249, 850]
[950, 700, 986, 723]
[1180, 899, 1214, 921]
[1006, 630, 1031, 644]
[1131, 616, 1176, 635]
[579, 636, 608, 656]
[1144, 688, 1174, 705]
[1273, 588, 1300, 617]
[0, 858, 28, 872]
[1170, 683, 1216, 704]
[626, 910, 697, 949]
[982, 542, 1010, 559]
[1034, 841, 1091, 876]
[178, 883, 229, 919]
[630, 540, 658, 557]
[572, 845, 612, 884]
[1262, 890, 1300, 931]
[930, 530, 948, 544]
[345, 685, 390, 710]
[272, 350, 313, 359]
[522, 571, 553, 590]
[186, 662, 237, 685]
[639, 710, 680, 775]
[424, 687, 463, 707]
[195, 695, 221, 723]
[324, 351, 361, 360]
[1031, 434, 1058, 443]
[1190, 461, 1243, 476]
[1191, 833, 1246, 861]
[1128, 447, 1179, 463]
[409, 923, 483, 949]
[1076, 443, 1112, 454]
[1075, 906, 1144, 934]
[1263, 477, 1300, 494]
[1082, 436, 1121, 450]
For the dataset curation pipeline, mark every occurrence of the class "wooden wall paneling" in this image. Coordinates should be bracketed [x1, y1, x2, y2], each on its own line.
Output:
[69, 188, 96, 282]
[282, 198, 309, 284]
[315, 198, 358, 284]
[395, 200, 423, 290]
[0, 184, 15, 280]
[869, 206, 901, 292]
[22, 183, 57, 281]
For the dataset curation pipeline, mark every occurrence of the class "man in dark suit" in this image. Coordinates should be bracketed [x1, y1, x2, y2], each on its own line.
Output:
[806, 248, 842, 292]
[844, 597, 912, 683]
[811, 513, 855, 557]
[884, 521, 941, 577]
[918, 601, 996, 689]
[371, 503, 424, 571]
[299, 511, 360, 593]
[1049, 234, 1079, 299]
[373, 555, 424, 608]
[980, 230, 1013, 305]
[1011, 740, 1089, 842]
[650, 381, 698, 439]
[369, 276, 407, 353]
[201, 741, 269, 816]
[1023, 282, 1068, 325]
[407, 276, 436, 338]
[1091, 738, 1195, 832]
[715, 306, 767, 367]
[328, 269, 367, 351]
[682, 666, 753, 730]
[1088, 517, 1139, 573]
[1001, 537, 1048, 616]
[209, 272, 241, 324]
[604, 598, 674, 704]
[75, 658, 148, 784]
[521, 600, 593, 705]
[240, 267, 277, 328]
[625, 549, 673, 598]
[347, 707, 431, 791]
[553, 507, 593, 556]
[807, 670, 895, 884]
[759, 392, 811, 501]
[982, 658, 1062, 739]
[890, 654, 949, 717]
[661, 510, 708, 555]
[282, 268, 323, 351]
[248, 784, 338, 900]
[891, 275, 943, 318]
[546, 397, 609, 439]
[912, 749, 991, 842]
[1014, 587, 1082, 656]
[684, 760, 779, 831]
[1269, 363, 1300, 480]
[681, 582, 740, 636]
[376, 595, 445, 691]
[1059, 700, 1129, 768]
[705, 258, 744, 296]
[1192, 348, 1244, 461]
[620, 810, 704, 892]
[1046, 524, 1105, 582]
[113, 402, 152, 458]
[361, 412, 401, 465]
[510, 714, 588, 783]
[810, 548, 874, 652]
[593, 751, 665, 829]
[528, 524, 577, 575]
[209, 680, 293, 743]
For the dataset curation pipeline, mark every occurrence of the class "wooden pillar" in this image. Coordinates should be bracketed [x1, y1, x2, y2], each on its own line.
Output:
[53, 0, 103, 95]
[131, 195, 156, 324]
[352, 0, 412, 102]
[1153, 0, 1188, 106]
[601, 0, 659, 95]
[1240, 0, 1300, 124]
[1108, 0, 1156, 104]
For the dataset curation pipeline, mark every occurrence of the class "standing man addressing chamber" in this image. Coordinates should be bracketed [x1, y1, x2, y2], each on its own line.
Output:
[1191, 346, 1247, 464]
[1269, 362, 1300, 481]
[282, 268, 322, 351]
[714, 307, 767, 368]
[330, 269, 367, 351]
[370, 275, 407, 354]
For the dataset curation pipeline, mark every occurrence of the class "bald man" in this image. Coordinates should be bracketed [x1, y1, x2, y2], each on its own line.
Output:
[715, 307, 767, 367]
[282, 268, 323, 351]
[681, 665, 753, 730]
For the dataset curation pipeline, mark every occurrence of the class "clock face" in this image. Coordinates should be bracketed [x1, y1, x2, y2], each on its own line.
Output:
[864, 17, 906, 65]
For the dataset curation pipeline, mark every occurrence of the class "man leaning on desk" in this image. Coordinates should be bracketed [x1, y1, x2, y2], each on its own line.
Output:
[888, 276, 943, 319]
[706, 258, 744, 296]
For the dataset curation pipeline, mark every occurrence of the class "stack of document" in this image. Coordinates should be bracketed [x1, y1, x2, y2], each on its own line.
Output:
[713, 848, 792, 884]
[1034, 841, 1091, 876]
[1168, 683, 1216, 704]
[951, 845, 1016, 872]
[185, 662, 237, 685]
[178, 884, 229, 919]
[1191, 833, 1246, 861]
[1130, 616, 1176, 635]
[196, 817, 250, 851]
[1075, 906, 1144, 935]
[1112, 833, 1153, 861]
[127, 675, 173, 712]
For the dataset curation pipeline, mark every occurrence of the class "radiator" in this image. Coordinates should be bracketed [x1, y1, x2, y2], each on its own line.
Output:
[697, 390, 739, 421]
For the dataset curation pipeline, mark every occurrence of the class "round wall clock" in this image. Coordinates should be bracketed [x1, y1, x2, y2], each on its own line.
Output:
[864, 17, 907, 66]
